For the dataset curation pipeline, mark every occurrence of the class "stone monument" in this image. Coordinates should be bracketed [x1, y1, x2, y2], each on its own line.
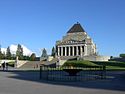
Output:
[15, 56, 18, 68]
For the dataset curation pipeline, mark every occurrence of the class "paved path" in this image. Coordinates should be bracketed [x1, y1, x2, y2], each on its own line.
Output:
[0, 70, 125, 94]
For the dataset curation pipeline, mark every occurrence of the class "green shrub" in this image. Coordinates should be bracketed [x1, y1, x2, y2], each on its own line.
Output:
[63, 60, 97, 67]
[92, 61, 125, 67]
[8, 62, 15, 67]
[120, 54, 125, 58]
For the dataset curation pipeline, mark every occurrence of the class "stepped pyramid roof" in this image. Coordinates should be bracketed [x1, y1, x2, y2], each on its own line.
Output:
[67, 22, 85, 33]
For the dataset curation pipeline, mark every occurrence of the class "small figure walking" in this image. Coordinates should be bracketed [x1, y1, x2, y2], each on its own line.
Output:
[2, 61, 5, 71]
[6, 62, 8, 70]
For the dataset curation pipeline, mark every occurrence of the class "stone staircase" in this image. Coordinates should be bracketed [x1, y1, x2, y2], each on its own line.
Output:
[16, 61, 28, 68]
[44, 57, 70, 66]
[39, 56, 76, 67]
[19, 61, 40, 69]
[58, 59, 67, 66]
[59, 56, 77, 60]
[44, 58, 58, 66]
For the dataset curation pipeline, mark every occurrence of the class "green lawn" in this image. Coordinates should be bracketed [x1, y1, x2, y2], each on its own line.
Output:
[8, 61, 15, 67]
[63, 60, 97, 67]
[92, 61, 125, 70]
[63, 60, 125, 70]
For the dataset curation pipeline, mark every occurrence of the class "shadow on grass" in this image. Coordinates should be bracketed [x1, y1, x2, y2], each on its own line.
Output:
[92, 61, 125, 67]
[2, 70, 125, 92]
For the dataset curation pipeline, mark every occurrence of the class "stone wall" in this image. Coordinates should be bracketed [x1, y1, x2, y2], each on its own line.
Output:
[0, 60, 15, 64]
[0, 60, 28, 68]
[63, 32, 87, 41]
[47, 56, 54, 61]
[83, 55, 110, 61]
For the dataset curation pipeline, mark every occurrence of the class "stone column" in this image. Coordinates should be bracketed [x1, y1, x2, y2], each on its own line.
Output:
[65, 46, 67, 56]
[58, 47, 60, 56]
[61, 47, 63, 56]
[69, 46, 71, 56]
[76, 46, 79, 56]
[80, 46, 83, 57]
[84, 45, 87, 56]
[72, 46, 74, 56]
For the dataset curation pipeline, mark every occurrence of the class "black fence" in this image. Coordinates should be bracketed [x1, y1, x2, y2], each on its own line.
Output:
[40, 65, 106, 81]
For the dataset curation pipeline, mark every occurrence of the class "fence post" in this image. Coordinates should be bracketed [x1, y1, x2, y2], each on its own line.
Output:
[40, 65, 106, 81]
[103, 65, 106, 79]
[40, 65, 42, 79]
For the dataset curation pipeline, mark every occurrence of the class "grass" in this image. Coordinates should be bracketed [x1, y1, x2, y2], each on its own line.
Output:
[92, 61, 125, 70]
[63, 60, 97, 67]
[8, 61, 15, 67]
[63, 60, 125, 70]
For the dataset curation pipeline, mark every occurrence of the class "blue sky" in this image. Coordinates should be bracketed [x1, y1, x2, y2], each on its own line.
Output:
[0, 0, 125, 56]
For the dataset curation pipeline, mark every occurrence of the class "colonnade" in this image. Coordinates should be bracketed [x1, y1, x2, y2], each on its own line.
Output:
[57, 45, 86, 56]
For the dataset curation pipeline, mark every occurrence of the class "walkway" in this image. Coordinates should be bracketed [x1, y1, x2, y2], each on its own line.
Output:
[0, 70, 125, 94]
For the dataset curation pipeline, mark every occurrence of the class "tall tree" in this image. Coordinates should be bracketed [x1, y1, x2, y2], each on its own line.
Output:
[0, 44, 3, 59]
[16, 44, 23, 60]
[0, 44, 1, 54]
[41, 48, 47, 58]
[30, 53, 36, 61]
[51, 47, 56, 57]
[0, 44, 5, 59]
[6, 46, 11, 59]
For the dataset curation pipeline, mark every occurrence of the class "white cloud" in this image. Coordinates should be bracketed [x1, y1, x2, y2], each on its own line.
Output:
[1, 44, 33, 56]
[21, 45, 33, 56]
[1, 48, 6, 54]
[10, 44, 17, 55]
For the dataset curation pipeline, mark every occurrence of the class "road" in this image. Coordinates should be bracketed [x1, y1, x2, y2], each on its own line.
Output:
[0, 70, 125, 94]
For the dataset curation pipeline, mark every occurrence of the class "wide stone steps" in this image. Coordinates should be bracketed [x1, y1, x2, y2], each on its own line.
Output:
[19, 61, 40, 69]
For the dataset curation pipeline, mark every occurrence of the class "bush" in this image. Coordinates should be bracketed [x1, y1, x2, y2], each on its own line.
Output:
[63, 60, 97, 67]
[92, 61, 125, 67]
[8, 62, 15, 67]
[120, 54, 125, 58]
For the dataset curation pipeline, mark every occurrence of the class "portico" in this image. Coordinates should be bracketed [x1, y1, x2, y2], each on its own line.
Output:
[57, 45, 86, 57]
[56, 22, 96, 59]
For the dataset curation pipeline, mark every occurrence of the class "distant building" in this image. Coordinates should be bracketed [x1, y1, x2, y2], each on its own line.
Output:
[56, 22, 96, 57]
[56, 22, 110, 61]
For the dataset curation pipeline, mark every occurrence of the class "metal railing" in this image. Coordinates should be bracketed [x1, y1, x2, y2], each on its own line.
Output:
[40, 65, 106, 81]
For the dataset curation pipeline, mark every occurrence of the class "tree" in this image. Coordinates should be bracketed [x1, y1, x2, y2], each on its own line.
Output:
[0, 44, 4, 59]
[0, 51, 4, 59]
[11, 54, 16, 60]
[120, 54, 125, 58]
[41, 48, 47, 58]
[16, 44, 23, 60]
[6, 46, 11, 59]
[2, 51, 6, 59]
[30, 53, 36, 61]
[23, 56, 30, 60]
[51, 47, 56, 57]
[110, 56, 113, 59]
[0, 44, 2, 59]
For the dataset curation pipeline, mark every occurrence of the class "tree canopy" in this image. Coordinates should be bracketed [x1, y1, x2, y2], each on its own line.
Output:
[16, 44, 23, 60]
[41, 48, 47, 58]
[0, 44, 5, 59]
[51, 47, 56, 57]
[6, 46, 11, 59]
[30, 53, 36, 61]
